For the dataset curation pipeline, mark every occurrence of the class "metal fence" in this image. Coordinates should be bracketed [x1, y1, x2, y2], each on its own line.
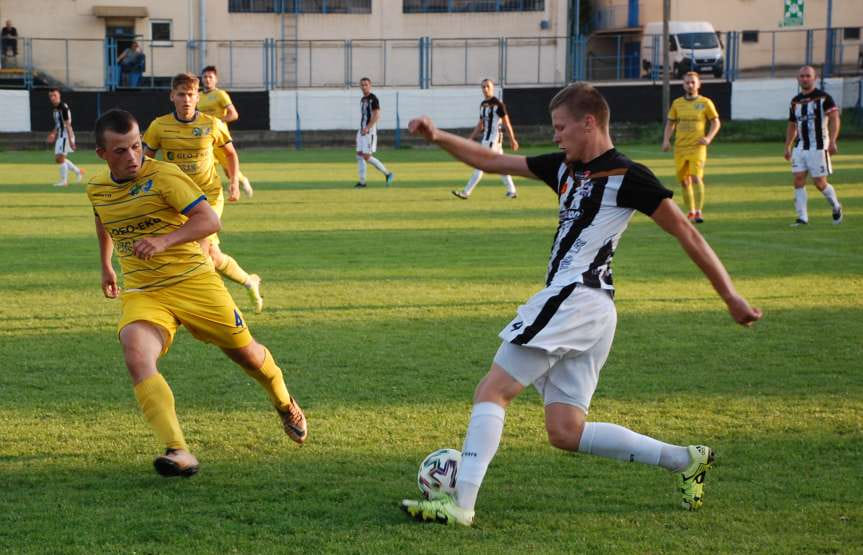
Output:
[1, 28, 860, 90]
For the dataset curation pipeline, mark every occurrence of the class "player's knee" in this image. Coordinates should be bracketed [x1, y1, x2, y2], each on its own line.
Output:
[223, 340, 265, 370]
[545, 419, 584, 451]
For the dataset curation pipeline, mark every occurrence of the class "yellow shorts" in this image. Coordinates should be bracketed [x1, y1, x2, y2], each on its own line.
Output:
[674, 149, 707, 182]
[117, 270, 252, 356]
[203, 190, 225, 246]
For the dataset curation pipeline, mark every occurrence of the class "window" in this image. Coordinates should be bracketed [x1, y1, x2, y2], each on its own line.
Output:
[741, 30, 759, 43]
[403, 0, 545, 13]
[228, 0, 371, 12]
[150, 20, 172, 45]
[843, 27, 860, 41]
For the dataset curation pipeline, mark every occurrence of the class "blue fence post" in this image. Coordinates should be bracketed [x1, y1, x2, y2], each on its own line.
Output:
[24, 38, 33, 89]
[394, 91, 401, 149]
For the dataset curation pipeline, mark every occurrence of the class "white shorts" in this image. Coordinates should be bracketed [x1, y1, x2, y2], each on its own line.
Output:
[791, 148, 832, 177]
[356, 130, 377, 154]
[54, 136, 73, 156]
[496, 284, 617, 412]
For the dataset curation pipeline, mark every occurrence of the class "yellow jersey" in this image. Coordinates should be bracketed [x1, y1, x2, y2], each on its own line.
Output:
[142, 111, 231, 200]
[667, 95, 719, 150]
[86, 158, 212, 291]
[198, 88, 233, 120]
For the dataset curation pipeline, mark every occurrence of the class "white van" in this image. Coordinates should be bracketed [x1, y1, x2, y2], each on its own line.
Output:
[641, 21, 724, 78]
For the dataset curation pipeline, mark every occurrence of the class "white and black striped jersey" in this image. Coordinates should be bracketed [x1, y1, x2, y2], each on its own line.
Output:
[479, 96, 508, 144]
[360, 93, 380, 131]
[52, 102, 72, 138]
[789, 89, 837, 151]
[526, 149, 673, 294]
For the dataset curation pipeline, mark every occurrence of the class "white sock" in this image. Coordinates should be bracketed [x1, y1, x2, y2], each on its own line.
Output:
[464, 169, 483, 195]
[501, 174, 517, 195]
[794, 187, 808, 221]
[356, 156, 367, 184]
[455, 402, 505, 511]
[821, 184, 840, 209]
[368, 156, 388, 175]
[577, 422, 689, 471]
[64, 159, 81, 176]
[59, 163, 68, 183]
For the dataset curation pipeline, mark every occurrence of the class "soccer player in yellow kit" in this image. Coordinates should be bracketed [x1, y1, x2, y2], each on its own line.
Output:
[199, 65, 254, 198]
[662, 72, 721, 224]
[143, 73, 264, 314]
[87, 109, 307, 477]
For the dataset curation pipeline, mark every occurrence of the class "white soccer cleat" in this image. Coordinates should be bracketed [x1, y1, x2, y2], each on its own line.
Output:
[241, 176, 254, 198]
[53, 181, 68, 187]
[246, 273, 263, 314]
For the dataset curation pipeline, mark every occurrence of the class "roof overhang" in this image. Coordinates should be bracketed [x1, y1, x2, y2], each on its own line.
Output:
[92, 6, 149, 18]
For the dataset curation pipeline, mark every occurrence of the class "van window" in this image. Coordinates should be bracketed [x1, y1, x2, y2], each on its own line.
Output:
[669, 35, 678, 51]
[677, 32, 719, 50]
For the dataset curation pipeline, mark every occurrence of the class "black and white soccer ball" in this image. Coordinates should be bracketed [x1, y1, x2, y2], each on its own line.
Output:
[417, 448, 461, 500]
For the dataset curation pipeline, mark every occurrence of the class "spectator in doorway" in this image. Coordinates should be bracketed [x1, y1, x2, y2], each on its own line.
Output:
[2, 20, 18, 62]
[118, 42, 145, 87]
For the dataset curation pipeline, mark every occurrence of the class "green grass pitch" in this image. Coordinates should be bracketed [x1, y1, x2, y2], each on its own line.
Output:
[0, 142, 861, 552]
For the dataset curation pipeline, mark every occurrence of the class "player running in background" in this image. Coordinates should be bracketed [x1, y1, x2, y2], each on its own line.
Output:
[662, 72, 720, 223]
[354, 77, 394, 188]
[47, 88, 84, 187]
[452, 78, 519, 200]
[143, 73, 264, 314]
[87, 109, 307, 477]
[401, 82, 761, 526]
[784, 65, 843, 226]
[199, 65, 254, 198]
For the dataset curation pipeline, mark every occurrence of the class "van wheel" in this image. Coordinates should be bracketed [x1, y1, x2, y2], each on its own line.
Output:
[713, 68, 723, 78]
[674, 63, 685, 78]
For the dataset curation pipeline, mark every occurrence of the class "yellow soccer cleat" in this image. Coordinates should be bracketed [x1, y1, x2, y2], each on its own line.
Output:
[676, 444, 715, 510]
[401, 494, 474, 526]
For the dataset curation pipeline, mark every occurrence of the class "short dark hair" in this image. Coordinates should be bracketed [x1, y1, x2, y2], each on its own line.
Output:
[171, 72, 200, 91]
[95, 109, 138, 148]
[548, 82, 610, 130]
[360, 77, 371, 84]
[48, 87, 61, 94]
[202, 65, 218, 75]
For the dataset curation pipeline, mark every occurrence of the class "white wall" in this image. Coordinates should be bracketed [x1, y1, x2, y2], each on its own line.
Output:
[731, 77, 861, 120]
[270, 87, 486, 131]
[0, 90, 31, 132]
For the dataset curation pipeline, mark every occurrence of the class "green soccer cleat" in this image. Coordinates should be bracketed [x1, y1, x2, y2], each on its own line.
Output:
[400, 494, 474, 526]
[676, 445, 715, 511]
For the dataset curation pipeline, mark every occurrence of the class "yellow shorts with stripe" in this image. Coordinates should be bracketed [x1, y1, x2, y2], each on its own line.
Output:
[117, 270, 252, 356]
[674, 148, 707, 182]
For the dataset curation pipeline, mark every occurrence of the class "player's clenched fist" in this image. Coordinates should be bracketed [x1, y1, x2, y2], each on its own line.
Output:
[132, 237, 168, 260]
[408, 116, 438, 142]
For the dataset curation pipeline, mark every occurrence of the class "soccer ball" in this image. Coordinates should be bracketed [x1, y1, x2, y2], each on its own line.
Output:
[417, 448, 461, 500]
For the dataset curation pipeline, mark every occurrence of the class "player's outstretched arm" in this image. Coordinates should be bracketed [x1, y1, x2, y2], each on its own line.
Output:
[650, 199, 762, 326]
[132, 202, 220, 261]
[408, 115, 532, 179]
[95, 216, 118, 299]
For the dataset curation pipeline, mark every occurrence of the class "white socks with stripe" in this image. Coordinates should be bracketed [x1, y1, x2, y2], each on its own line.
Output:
[578, 422, 690, 471]
[356, 156, 367, 184]
[821, 184, 840, 209]
[455, 402, 505, 511]
[464, 169, 483, 195]
[794, 187, 809, 222]
[502, 174, 517, 195]
[368, 156, 388, 175]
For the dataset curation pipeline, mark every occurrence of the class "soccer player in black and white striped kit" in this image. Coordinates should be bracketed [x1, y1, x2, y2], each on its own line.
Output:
[784, 65, 843, 226]
[354, 77, 393, 188]
[452, 79, 519, 199]
[47, 88, 84, 187]
[401, 83, 761, 526]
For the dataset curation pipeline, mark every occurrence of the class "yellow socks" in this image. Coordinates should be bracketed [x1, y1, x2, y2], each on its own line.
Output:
[216, 254, 251, 286]
[133, 373, 187, 451]
[696, 181, 706, 212]
[682, 183, 696, 214]
[243, 348, 293, 411]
